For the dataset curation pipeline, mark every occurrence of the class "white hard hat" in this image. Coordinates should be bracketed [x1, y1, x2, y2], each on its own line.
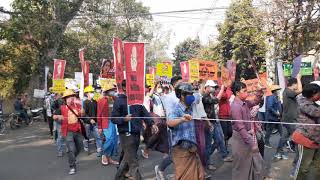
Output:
[205, 80, 218, 87]
[310, 81, 320, 87]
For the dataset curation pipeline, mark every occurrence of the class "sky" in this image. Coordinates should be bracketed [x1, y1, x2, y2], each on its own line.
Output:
[0, 0, 232, 57]
[140, 0, 231, 57]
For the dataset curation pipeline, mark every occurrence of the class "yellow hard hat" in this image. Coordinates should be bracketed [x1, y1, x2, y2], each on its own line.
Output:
[102, 84, 116, 92]
[62, 89, 76, 98]
[84, 85, 94, 93]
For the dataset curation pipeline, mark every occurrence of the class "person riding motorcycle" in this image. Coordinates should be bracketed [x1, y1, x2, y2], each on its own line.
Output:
[14, 95, 30, 125]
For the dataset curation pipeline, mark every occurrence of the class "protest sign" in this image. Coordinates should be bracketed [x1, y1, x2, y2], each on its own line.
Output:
[33, 89, 46, 99]
[199, 60, 218, 80]
[146, 74, 155, 87]
[53, 59, 66, 80]
[283, 64, 292, 77]
[188, 60, 200, 82]
[113, 38, 124, 93]
[100, 78, 116, 91]
[82, 61, 90, 87]
[180, 61, 190, 81]
[124, 42, 145, 105]
[292, 55, 302, 77]
[221, 66, 230, 82]
[156, 63, 173, 78]
[52, 79, 66, 94]
[100, 59, 115, 79]
[300, 62, 312, 76]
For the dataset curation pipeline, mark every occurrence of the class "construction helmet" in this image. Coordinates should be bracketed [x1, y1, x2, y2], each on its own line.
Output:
[84, 85, 94, 93]
[62, 89, 76, 99]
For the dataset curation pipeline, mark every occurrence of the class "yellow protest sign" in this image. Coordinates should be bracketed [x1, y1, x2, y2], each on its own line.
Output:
[100, 78, 116, 91]
[52, 79, 66, 93]
[156, 63, 173, 78]
[146, 74, 155, 87]
[188, 60, 200, 82]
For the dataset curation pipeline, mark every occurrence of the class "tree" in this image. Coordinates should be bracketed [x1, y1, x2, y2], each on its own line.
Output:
[0, 0, 154, 97]
[259, 0, 320, 61]
[172, 37, 201, 74]
[217, 0, 267, 80]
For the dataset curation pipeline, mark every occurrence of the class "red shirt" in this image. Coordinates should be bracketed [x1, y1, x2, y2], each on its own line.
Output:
[97, 97, 109, 129]
[218, 87, 232, 118]
[60, 104, 82, 137]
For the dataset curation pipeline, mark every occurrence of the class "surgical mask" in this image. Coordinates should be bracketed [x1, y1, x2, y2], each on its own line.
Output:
[88, 93, 94, 99]
[108, 91, 116, 97]
[156, 88, 163, 94]
[185, 95, 195, 106]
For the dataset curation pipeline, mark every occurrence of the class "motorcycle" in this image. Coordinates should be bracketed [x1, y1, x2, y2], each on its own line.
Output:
[29, 107, 44, 122]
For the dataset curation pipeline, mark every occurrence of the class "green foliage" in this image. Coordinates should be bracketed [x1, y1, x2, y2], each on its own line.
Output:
[217, 0, 267, 79]
[0, 0, 162, 97]
[173, 37, 201, 74]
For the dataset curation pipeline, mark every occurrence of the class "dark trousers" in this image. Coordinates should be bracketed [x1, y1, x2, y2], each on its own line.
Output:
[159, 155, 172, 171]
[66, 131, 83, 168]
[116, 134, 141, 180]
[47, 116, 54, 136]
[220, 119, 233, 141]
[265, 123, 282, 145]
[276, 124, 295, 153]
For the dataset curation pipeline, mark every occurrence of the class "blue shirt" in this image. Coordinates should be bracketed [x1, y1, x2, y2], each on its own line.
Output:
[162, 91, 179, 118]
[168, 102, 197, 147]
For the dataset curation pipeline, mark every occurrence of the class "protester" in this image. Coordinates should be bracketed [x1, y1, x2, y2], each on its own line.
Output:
[274, 75, 302, 162]
[192, 81, 209, 177]
[97, 85, 119, 166]
[265, 85, 283, 149]
[154, 76, 182, 180]
[141, 83, 168, 160]
[218, 85, 233, 147]
[292, 82, 320, 180]
[167, 82, 205, 180]
[53, 89, 84, 175]
[230, 81, 270, 180]
[111, 80, 158, 180]
[82, 85, 102, 157]
[45, 92, 55, 137]
[52, 93, 66, 157]
[14, 96, 30, 125]
[202, 80, 232, 171]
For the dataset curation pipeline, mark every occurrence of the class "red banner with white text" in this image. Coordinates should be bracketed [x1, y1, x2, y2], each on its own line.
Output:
[124, 42, 145, 105]
[180, 61, 190, 81]
[113, 38, 124, 93]
[53, 59, 66, 80]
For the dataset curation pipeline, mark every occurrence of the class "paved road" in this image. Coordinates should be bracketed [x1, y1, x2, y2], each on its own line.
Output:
[0, 121, 294, 180]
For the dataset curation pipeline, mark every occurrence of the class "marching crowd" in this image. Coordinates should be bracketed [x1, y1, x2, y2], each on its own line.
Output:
[41, 74, 320, 180]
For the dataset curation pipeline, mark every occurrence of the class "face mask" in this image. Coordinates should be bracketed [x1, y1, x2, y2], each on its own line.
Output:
[88, 93, 94, 99]
[185, 95, 195, 106]
[156, 88, 163, 94]
[107, 91, 117, 97]
[239, 92, 248, 101]
[210, 87, 216, 93]
[96, 89, 101, 93]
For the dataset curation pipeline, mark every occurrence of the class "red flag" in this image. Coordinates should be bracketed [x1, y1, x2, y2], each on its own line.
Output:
[83, 61, 90, 87]
[124, 42, 145, 105]
[113, 38, 124, 93]
[314, 66, 319, 80]
[227, 60, 236, 81]
[180, 61, 190, 81]
[79, 48, 85, 66]
[53, 59, 66, 80]
[149, 67, 156, 75]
